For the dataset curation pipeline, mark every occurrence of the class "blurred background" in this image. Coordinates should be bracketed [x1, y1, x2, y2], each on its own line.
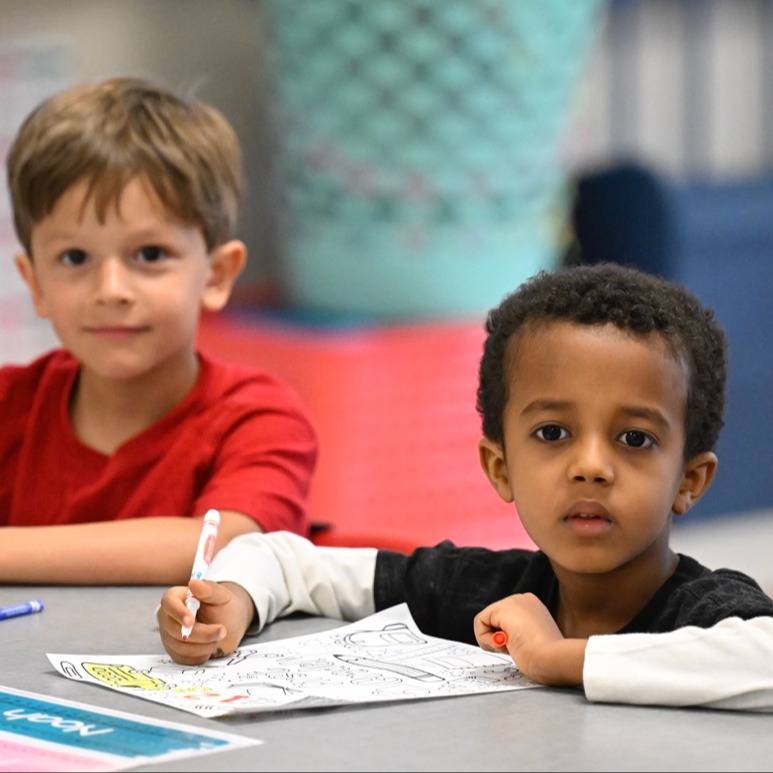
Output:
[1, 0, 771, 583]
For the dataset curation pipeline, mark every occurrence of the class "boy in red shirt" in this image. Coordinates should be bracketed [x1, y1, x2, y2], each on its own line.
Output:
[0, 76, 318, 584]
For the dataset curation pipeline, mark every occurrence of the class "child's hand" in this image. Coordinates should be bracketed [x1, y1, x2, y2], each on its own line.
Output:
[473, 593, 586, 686]
[157, 578, 255, 665]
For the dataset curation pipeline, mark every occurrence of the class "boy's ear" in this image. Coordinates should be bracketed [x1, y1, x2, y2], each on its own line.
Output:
[201, 239, 247, 312]
[672, 451, 718, 516]
[14, 253, 49, 318]
[479, 437, 514, 503]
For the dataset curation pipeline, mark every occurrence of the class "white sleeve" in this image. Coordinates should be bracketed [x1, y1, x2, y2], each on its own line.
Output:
[584, 616, 773, 711]
[206, 531, 378, 634]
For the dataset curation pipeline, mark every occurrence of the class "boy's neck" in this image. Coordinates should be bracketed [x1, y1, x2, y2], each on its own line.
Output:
[69, 353, 201, 455]
[552, 546, 679, 638]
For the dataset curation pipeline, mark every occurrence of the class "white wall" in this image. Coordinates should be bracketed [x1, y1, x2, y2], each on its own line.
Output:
[563, 0, 773, 178]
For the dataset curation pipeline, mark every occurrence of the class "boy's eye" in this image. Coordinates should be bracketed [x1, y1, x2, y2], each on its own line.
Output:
[619, 430, 655, 449]
[534, 424, 569, 442]
[60, 249, 87, 266]
[137, 245, 167, 263]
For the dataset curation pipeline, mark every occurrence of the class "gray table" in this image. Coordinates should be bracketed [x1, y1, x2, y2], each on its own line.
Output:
[2, 585, 771, 772]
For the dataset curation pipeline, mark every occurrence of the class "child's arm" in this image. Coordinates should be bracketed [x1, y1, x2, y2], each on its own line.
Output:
[584, 616, 773, 711]
[0, 510, 260, 584]
[475, 594, 773, 711]
[157, 530, 379, 664]
[474, 593, 587, 685]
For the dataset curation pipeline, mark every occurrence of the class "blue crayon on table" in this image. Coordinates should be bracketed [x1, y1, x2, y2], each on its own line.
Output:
[0, 600, 44, 621]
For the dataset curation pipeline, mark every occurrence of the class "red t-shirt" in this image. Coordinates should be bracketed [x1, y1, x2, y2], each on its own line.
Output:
[0, 349, 318, 533]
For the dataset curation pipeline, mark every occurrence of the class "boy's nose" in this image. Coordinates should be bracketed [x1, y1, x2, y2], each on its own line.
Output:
[567, 437, 614, 484]
[94, 258, 133, 303]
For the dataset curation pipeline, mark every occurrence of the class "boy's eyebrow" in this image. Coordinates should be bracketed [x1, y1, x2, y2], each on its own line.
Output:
[520, 400, 672, 430]
[520, 399, 572, 416]
[37, 221, 181, 244]
[618, 406, 672, 431]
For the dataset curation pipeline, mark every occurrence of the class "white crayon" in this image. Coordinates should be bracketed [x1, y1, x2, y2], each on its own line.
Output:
[180, 509, 220, 640]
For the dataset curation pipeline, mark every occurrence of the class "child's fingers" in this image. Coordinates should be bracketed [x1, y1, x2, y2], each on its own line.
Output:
[187, 578, 233, 606]
[174, 621, 227, 648]
[158, 586, 190, 625]
[163, 633, 227, 666]
[473, 606, 496, 638]
[158, 580, 245, 665]
[159, 581, 230, 626]
[159, 619, 228, 664]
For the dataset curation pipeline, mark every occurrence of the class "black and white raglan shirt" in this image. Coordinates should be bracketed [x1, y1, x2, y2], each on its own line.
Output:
[206, 531, 773, 712]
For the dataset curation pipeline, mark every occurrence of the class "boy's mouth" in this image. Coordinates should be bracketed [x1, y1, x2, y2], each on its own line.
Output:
[85, 325, 150, 338]
[564, 501, 612, 520]
[563, 502, 613, 531]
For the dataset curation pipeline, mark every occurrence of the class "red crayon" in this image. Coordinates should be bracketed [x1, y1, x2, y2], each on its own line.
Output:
[492, 630, 508, 647]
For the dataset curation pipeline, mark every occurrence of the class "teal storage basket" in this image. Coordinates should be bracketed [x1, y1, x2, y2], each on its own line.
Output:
[268, 0, 604, 319]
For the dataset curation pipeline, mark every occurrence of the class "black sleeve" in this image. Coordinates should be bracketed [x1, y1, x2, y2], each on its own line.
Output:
[373, 542, 554, 644]
[655, 569, 773, 631]
[627, 555, 773, 633]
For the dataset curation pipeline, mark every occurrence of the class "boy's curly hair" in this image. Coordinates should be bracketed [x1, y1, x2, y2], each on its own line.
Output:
[7, 76, 243, 254]
[476, 262, 727, 460]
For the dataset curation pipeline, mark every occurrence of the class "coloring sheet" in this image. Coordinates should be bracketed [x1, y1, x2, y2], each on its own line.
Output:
[48, 604, 539, 718]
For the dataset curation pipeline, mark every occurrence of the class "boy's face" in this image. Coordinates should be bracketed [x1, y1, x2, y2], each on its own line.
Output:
[479, 320, 716, 578]
[15, 177, 244, 385]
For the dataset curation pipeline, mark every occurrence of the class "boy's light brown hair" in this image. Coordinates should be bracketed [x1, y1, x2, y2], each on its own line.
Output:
[6, 76, 244, 254]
